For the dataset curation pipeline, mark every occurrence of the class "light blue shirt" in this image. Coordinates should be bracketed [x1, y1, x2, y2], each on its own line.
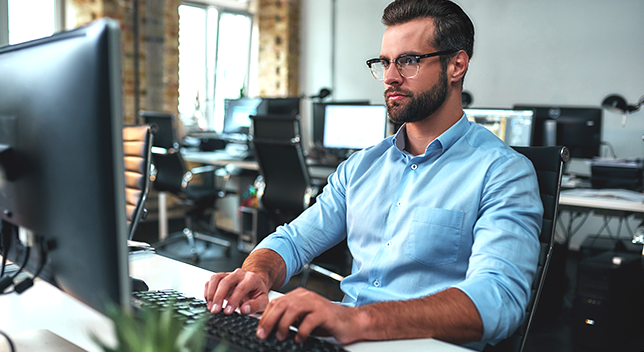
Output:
[255, 115, 542, 350]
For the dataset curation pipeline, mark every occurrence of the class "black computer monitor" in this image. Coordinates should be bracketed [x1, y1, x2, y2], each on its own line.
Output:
[514, 105, 603, 159]
[258, 97, 301, 116]
[0, 19, 130, 314]
[222, 97, 263, 135]
[312, 101, 370, 147]
[464, 108, 535, 147]
[322, 104, 388, 151]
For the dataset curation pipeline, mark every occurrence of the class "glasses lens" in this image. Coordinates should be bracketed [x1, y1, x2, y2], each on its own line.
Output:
[369, 60, 386, 80]
[397, 57, 419, 78]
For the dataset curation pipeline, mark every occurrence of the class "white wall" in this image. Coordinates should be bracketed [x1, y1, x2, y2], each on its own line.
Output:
[300, 0, 644, 250]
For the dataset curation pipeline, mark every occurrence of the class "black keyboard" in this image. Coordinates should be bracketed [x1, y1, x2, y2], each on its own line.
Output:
[131, 289, 348, 352]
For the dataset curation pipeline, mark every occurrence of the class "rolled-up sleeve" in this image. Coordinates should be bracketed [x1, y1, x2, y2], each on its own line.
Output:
[454, 153, 543, 345]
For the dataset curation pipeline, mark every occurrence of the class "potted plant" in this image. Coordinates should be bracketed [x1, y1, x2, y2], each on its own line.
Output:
[92, 300, 228, 352]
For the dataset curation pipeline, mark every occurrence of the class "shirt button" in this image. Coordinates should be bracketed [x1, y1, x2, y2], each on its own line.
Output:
[411, 164, 418, 170]
[396, 201, 402, 207]
[385, 241, 391, 248]
[373, 280, 380, 287]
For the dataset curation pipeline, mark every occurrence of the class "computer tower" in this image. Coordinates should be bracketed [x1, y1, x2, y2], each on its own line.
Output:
[573, 251, 644, 349]
[237, 206, 272, 253]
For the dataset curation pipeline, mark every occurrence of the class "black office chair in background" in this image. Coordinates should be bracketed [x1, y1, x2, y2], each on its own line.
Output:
[122, 124, 154, 240]
[141, 111, 232, 262]
[249, 114, 349, 286]
[484, 146, 569, 352]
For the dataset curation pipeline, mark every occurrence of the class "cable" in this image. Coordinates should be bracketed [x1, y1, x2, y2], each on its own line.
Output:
[600, 141, 617, 158]
[0, 244, 30, 294]
[0, 221, 13, 279]
[14, 239, 48, 294]
[0, 330, 15, 352]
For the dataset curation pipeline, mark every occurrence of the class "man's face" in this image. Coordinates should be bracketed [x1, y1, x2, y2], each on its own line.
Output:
[380, 18, 449, 124]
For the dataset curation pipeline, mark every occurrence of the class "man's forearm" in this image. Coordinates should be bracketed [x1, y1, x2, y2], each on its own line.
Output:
[354, 287, 483, 345]
[241, 248, 287, 291]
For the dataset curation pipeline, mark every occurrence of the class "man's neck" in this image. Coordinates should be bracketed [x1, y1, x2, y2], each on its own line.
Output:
[404, 103, 463, 156]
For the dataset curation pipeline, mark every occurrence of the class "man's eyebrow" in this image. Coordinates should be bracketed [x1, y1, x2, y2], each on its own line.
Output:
[380, 51, 423, 59]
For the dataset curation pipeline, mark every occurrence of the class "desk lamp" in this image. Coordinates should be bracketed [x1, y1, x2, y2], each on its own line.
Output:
[303, 87, 332, 101]
[462, 90, 473, 108]
[601, 94, 644, 126]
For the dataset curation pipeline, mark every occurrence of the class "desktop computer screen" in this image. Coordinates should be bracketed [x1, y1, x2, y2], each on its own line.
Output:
[222, 97, 263, 136]
[222, 97, 301, 138]
[323, 104, 388, 150]
[464, 108, 535, 147]
[312, 101, 370, 147]
[514, 105, 603, 159]
[0, 19, 130, 314]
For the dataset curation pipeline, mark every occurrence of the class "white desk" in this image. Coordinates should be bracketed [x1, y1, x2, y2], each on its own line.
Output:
[181, 149, 336, 181]
[558, 189, 644, 248]
[181, 149, 259, 171]
[0, 253, 470, 352]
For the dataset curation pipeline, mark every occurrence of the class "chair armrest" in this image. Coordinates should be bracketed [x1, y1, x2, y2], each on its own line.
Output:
[182, 165, 220, 188]
[190, 165, 219, 175]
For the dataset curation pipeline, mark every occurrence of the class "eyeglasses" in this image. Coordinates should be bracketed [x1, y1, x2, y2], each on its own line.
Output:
[366, 49, 458, 81]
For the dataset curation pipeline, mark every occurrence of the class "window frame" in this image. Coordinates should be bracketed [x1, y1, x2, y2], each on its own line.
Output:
[0, 0, 64, 46]
[179, 1, 254, 131]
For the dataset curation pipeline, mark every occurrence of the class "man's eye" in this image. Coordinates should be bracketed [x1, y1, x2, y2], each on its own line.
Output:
[398, 57, 417, 66]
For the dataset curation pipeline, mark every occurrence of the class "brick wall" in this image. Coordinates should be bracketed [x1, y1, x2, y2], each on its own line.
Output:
[257, 0, 300, 97]
[68, 0, 180, 125]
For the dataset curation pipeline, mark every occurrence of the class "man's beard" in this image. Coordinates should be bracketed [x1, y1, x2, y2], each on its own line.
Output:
[385, 68, 449, 125]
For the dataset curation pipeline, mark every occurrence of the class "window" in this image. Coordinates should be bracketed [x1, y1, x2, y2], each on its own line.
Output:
[1, 0, 62, 46]
[178, 3, 252, 132]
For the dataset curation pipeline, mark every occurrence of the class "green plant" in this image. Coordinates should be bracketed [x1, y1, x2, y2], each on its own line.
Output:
[92, 300, 227, 352]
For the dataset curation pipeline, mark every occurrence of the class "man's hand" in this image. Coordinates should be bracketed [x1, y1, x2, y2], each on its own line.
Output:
[204, 268, 270, 315]
[204, 248, 286, 315]
[257, 288, 365, 344]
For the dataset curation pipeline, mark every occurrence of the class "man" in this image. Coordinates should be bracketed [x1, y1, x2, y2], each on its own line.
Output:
[204, 0, 542, 350]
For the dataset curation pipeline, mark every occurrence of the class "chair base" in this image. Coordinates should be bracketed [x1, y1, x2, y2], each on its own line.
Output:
[154, 221, 232, 263]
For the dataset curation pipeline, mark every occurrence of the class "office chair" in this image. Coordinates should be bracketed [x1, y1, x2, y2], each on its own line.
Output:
[142, 111, 232, 262]
[249, 114, 348, 285]
[122, 124, 154, 240]
[484, 146, 570, 352]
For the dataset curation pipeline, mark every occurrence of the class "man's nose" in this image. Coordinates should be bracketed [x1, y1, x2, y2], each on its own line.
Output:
[383, 64, 403, 86]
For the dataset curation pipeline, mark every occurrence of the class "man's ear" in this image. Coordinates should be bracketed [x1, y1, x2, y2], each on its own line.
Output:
[448, 50, 469, 84]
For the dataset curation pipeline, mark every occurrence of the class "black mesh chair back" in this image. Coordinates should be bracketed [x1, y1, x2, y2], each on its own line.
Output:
[141, 111, 231, 262]
[140, 111, 188, 194]
[250, 115, 313, 219]
[140, 110, 180, 151]
[485, 146, 570, 352]
[122, 125, 154, 240]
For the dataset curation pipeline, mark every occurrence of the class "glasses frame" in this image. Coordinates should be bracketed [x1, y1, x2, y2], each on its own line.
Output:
[366, 49, 458, 81]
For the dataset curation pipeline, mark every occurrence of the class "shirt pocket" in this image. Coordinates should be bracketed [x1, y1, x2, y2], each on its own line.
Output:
[405, 207, 464, 267]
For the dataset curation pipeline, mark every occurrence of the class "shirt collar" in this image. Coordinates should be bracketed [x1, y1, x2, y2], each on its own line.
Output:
[392, 113, 470, 157]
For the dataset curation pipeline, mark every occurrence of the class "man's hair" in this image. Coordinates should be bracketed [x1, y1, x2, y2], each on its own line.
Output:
[382, 0, 474, 69]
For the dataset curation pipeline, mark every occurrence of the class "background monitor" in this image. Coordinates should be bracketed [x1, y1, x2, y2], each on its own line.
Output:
[322, 104, 388, 150]
[0, 19, 129, 314]
[312, 101, 370, 147]
[464, 108, 535, 147]
[222, 97, 263, 136]
[514, 105, 603, 159]
[257, 97, 301, 116]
